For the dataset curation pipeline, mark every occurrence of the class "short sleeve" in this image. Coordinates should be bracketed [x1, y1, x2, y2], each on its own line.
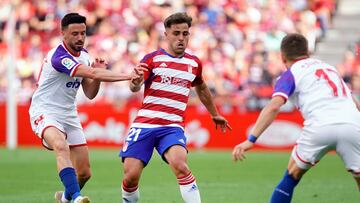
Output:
[51, 47, 80, 77]
[272, 69, 295, 101]
[141, 52, 157, 81]
[191, 58, 204, 86]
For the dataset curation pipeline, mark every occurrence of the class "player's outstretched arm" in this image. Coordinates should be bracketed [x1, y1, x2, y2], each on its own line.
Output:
[232, 96, 285, 162]
[74, 62, 147, 82]
[81, 58, 107, 99]
[195, 82, 232, 133]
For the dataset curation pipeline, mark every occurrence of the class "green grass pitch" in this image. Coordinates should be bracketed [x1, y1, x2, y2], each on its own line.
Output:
[0, 148, 358, 203]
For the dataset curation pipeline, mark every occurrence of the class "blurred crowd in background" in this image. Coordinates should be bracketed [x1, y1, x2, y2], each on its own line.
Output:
[0, 0, 358, 112]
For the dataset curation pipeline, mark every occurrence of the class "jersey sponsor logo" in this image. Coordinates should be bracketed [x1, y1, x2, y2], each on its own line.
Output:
[160, 75, 189, 87]
[61, 58, 76, 70]
[160, 74, 172, 84]
[66, 78, 81, 88]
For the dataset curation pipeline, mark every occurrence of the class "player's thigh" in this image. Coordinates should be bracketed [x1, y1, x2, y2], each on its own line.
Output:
[30, 114, 66, 150]
[163, 145, 189, 176]
[43, 126, 68, 150]
[156, 127, 187, 163]
[120, 127, 156, 166]
[336, 124, 360, 177]
[287, 156, 308, 179]
[64, 124, 87, 147]
[123, 157, 145, 180]
[292, 125, 336, 170]
[164, 145, 188, 164]
[123, 157, 144, 171]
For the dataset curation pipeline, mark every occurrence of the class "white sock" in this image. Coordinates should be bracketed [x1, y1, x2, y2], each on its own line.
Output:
[74, 196, 85, 203]
[178, 172, 201, 203]
[61, 192, 70, 203]
[122, 181, 140, 203]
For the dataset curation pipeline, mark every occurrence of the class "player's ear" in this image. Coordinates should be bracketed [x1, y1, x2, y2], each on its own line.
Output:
[164, 31, 167, 37]
[61, 29, 66, 36]
[281, 53, 287, 64]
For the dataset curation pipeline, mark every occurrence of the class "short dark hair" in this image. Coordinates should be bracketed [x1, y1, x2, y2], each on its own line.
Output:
[164, 12, 192, 28]
[280, 33, 309, 61]
[61, 13, 86, 30]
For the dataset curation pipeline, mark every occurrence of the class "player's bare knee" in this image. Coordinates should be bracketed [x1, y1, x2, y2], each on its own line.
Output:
[52, 140, 69, 154]
[170, 160, 190, 177]
[123, 176, 139, 187]
[123, 170, 141, 186]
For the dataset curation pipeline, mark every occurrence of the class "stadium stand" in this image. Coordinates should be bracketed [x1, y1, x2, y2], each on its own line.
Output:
[2, 0, 356, 111]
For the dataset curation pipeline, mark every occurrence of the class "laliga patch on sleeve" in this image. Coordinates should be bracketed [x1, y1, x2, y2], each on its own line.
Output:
[61, 58, 76, 70]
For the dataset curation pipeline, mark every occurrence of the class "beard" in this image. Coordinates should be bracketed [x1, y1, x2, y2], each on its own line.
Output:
[173, 45, 186, 56]
[71, 41, 84, 52]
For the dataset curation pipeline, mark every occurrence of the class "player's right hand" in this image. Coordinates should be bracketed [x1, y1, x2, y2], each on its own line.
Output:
[131, 63, 148, 84]
[232, 141, 254, 162]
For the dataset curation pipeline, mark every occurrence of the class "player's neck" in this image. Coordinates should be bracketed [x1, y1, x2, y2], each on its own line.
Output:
[163, 47, 184, 58]
[287, 56, 309, 68]
[62, 41, 81, 57]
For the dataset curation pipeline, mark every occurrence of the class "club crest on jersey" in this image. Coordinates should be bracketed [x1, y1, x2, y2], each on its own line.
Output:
[160, 75, 172, 84]
[122, 142, 129, 152]
[61, 58, 76, 70]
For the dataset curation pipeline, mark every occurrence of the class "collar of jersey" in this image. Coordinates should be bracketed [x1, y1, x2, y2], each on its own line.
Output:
[290, 56, 310, 69]
[62, 42, 81, 57]
[160, 48, 184, 58]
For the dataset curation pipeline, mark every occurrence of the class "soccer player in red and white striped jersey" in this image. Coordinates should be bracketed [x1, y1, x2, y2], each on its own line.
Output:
[120, 12, 232, 203]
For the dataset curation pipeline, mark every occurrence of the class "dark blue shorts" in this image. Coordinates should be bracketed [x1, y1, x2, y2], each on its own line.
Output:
[119, 126, 187, 166]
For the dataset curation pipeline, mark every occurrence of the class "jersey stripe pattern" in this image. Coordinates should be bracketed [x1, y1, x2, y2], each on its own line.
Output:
[131, 49, 204, 129]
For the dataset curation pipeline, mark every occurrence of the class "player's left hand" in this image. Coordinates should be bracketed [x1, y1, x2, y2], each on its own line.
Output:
[232, 141, 254, 162]
[212, 115, 232, 133]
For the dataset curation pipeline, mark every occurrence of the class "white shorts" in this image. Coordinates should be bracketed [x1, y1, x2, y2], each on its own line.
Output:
[30, 113, 86, 150]
[291, 123, 360, 177]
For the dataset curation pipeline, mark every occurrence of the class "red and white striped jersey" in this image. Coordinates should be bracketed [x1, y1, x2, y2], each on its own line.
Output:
[131, 48, 204, 129]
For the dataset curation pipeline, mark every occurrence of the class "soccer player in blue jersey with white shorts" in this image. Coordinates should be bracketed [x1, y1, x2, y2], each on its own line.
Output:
[119, 12, 232, 203]
[29, 13, 147, 203]
[232, 33, 360, 202]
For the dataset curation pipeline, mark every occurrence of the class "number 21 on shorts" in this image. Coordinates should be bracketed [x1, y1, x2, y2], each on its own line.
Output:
[126, 128, 142, 142]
